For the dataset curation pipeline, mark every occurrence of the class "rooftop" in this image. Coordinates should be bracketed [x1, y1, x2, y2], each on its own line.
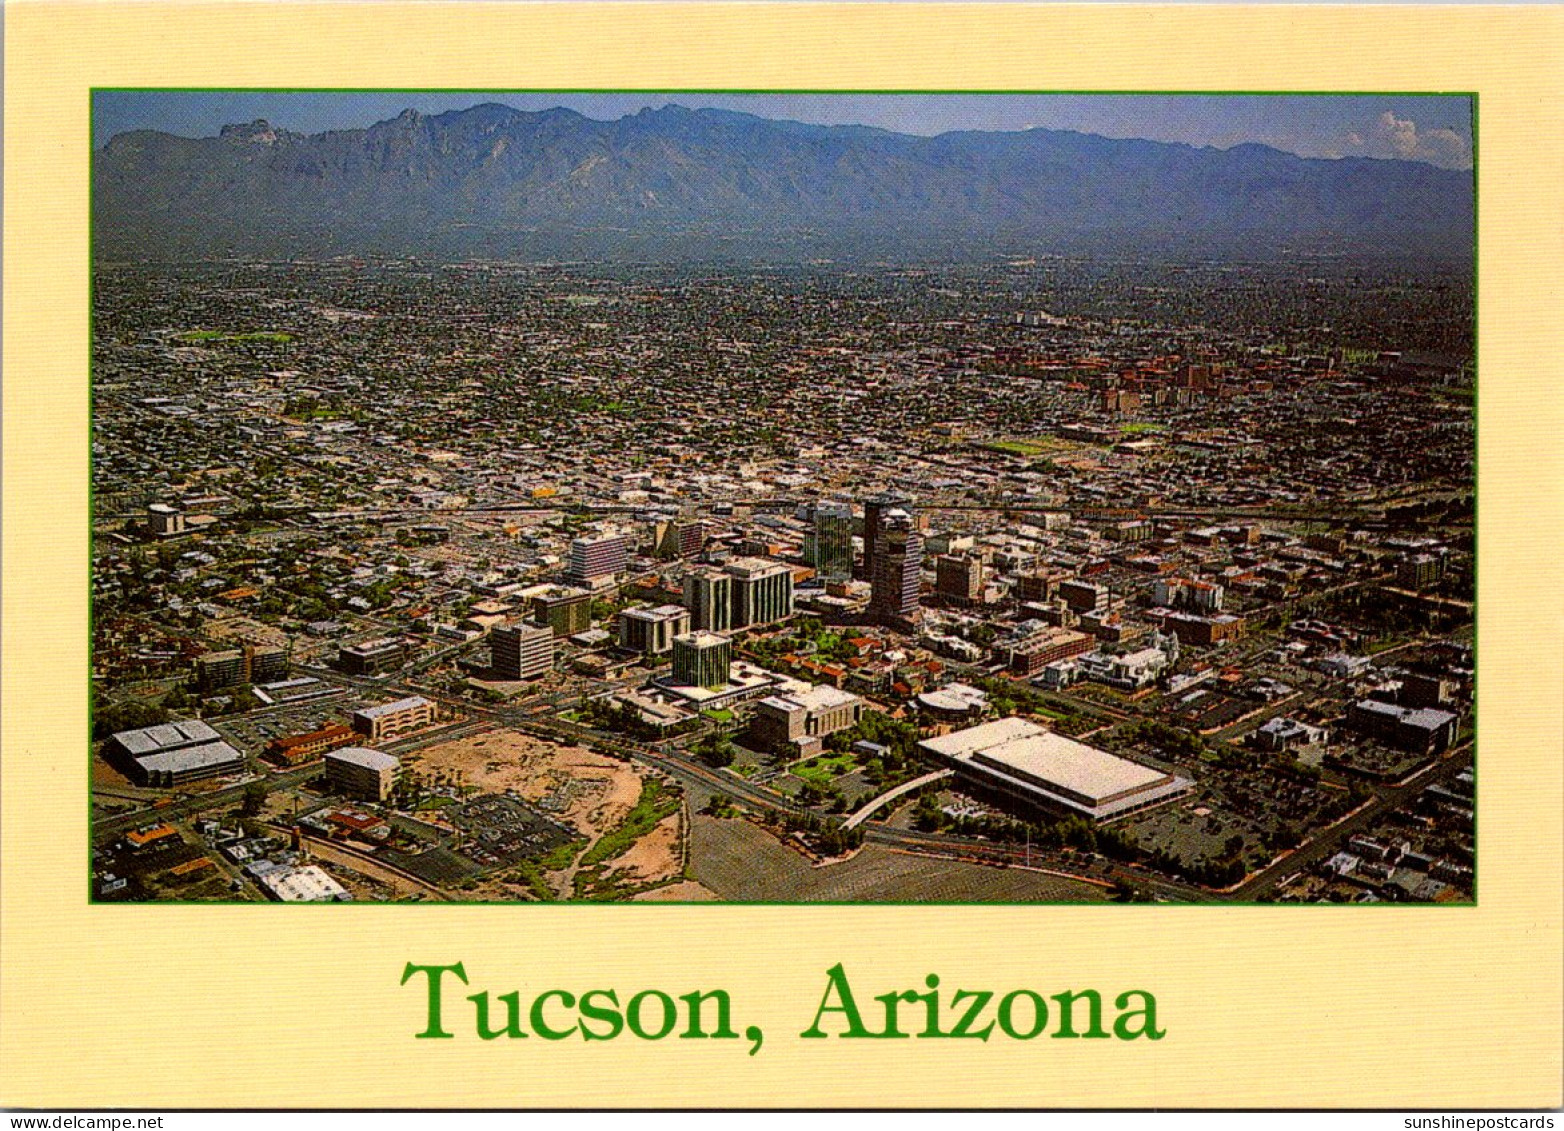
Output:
[354, 695, 431, 719]
[327, 746, 400, 772]
[676, 630, 730, 649]
[134, 740, 243, 776]
[922, 717, 1188, 815]
[113, 719, 222, 756]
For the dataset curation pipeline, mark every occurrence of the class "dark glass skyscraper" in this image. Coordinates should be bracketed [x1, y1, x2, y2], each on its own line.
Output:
[870, 507, 922, 623]
[810, 502, 855, 582]
[862, 491, 903, 582]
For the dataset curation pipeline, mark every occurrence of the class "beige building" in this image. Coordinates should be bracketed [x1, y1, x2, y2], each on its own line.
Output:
[324, 747, 401, 801]
[751, 684, 865, 757]
[351, 696, 434, 742]
[619, 604, 691, 656]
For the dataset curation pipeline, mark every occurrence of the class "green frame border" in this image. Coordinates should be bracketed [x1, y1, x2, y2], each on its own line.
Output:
[87, 88, 1479, 907]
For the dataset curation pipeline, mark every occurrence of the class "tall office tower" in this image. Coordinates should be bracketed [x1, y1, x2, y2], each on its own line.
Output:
[683, 568, 733, 632]
[677, 520, 706, 560]
[566, 530, 631, 586]
[726, 558, 795, 629]
[935, 554, 984, 605]
[618, 604, 691, 656]
[861, 492, 903, 582]
[195, 650, 246, 693]
[656, 518, 707, 561]
[490, 622, 555, 680]
[532, 586, 593, 637]
[246, 645, 288, 685]
[870, 508, 923, 623]
[672, 631, 732, 689]
[810, 502, 855, 583]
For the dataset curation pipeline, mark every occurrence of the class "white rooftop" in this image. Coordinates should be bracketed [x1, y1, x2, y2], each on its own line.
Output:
[135, 741, 242, 776]
[259, 864, 350, 903]
[922, 717, 1173, 808]
[327, 746, 400, 772]
[113, 719, 221, 756]
[624, 604, 689, 622]
[676, 631, 730, 649]
[918, 682, 989, 713]
[355, 696, 430, 719]
[788, 684, 861, 712]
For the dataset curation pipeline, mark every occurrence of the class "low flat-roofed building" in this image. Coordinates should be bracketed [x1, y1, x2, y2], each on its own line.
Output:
[1007, 627, 1094, 676]
[919, 717, 1192, 822]
[257, 864, 351, 903]
[107, 719, 245, 787]
[608, 689, 693, 730]
[916, 682, 989, 720]
[1077, 645, 1170, 690]
[134, 741, 246, 787]
[352, 695, 434, 742]
[125, 823, 180, 850]
[1158, 611, 1245, 646]
[324, 746, 400, 801]
[1345, 699, 1460, 754]
[1254, 717, 1328, 752]
[252, 676, 341, 707]
[652, 659, 800, 712]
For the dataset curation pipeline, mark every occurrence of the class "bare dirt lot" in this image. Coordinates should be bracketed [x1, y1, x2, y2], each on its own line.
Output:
[409, 728, 683, 894]
[690, 816, 1109, 903]
[633, 879, 720, 901]
[606, 813, 681, 883]
[410, 728, 641, 840]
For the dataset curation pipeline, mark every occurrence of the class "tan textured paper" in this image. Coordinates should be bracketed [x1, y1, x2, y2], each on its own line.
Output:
[3, 2, 1561, 1109]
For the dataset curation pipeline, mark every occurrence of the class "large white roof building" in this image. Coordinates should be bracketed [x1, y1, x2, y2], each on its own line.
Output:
[919, 717, 1193, 822]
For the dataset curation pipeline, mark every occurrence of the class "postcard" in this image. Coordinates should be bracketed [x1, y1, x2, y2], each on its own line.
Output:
[3, 1, 1560, 1111]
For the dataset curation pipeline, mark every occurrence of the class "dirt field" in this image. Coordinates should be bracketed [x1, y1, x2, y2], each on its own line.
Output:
[690, 816, 1109, 903]
[605, 813, 681, 883]
[410, 728, 683, 894]
[409, 728, 641, 840]
[633, 879, 720, 901]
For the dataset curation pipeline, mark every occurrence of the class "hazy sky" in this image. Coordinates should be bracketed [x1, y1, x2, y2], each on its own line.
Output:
[93, 92, 1475, 169]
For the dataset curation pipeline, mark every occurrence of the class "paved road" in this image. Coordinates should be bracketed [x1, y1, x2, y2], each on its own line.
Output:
[93, 762, 323, 839]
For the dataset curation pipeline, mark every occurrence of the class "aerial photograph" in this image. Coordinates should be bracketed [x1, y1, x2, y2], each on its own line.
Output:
[89, 92, 1475, 905]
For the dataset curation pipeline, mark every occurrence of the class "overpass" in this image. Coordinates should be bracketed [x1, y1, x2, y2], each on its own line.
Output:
[843, 769, 953, 830]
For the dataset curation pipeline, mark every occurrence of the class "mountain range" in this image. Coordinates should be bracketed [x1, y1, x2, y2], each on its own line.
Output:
[93, 102, 1474, 263]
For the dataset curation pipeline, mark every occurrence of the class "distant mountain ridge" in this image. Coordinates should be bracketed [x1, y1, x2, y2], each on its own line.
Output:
[93, 102, 1474, 262]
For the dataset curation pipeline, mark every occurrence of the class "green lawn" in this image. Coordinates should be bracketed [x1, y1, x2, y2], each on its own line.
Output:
[977, 439, 1050, 457]
[1119, 422, 1167, 434]
[791, 751, 856, 787]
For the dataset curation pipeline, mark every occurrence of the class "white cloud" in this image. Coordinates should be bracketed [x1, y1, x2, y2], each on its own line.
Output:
[1339, 111, 1472, 169]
